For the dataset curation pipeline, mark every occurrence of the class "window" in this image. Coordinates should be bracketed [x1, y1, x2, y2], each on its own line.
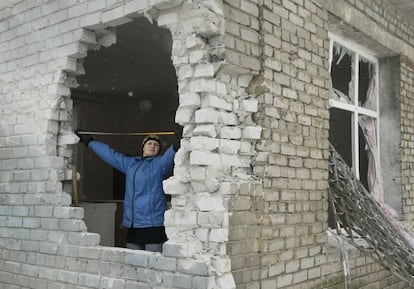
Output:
[328, 34, 379, 192]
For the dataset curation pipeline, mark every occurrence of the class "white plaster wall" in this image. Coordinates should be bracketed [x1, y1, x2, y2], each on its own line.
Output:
[0, 0, 19, 10]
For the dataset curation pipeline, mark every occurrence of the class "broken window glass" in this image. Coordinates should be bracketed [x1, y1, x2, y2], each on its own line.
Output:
[331, 42, 355, 104]
[359, 56, 376, 110]
[328, 35, 380, 230]
[358, 114, 383, 200]
[329, 36, 379, 185]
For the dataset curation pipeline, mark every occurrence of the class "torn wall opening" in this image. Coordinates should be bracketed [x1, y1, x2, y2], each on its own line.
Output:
[70, 18, 178, 248]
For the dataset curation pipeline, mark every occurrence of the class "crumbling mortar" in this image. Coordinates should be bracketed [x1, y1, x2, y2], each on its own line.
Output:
[245, 1, 268, 96]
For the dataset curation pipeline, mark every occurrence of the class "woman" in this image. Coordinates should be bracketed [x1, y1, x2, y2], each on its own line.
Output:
[75, 129, 181, 252]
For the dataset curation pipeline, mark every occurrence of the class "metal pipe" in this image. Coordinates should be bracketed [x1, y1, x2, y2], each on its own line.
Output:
[76, 131, 175, 136]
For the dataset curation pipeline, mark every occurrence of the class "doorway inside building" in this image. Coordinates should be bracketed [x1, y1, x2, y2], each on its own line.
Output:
[71, 17, 178, 248]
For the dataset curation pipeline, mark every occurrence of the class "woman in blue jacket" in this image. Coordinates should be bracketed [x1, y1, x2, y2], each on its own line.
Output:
[76, 130, 181, 252]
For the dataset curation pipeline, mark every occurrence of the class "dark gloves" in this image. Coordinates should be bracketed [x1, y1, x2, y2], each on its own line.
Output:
[173, 126, 183, 152]
[75, 129, 94, 146]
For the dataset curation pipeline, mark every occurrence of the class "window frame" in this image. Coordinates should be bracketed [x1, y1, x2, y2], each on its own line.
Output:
[328, 33, 380, 182]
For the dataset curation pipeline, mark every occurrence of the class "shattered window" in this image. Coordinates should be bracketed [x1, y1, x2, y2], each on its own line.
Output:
[359, 56, 377, 110]
[331, 44, 355, 104]
[328, 35, 379, 191]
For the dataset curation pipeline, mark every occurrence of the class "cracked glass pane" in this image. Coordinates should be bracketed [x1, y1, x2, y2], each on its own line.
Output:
[359, 115, 378, 193]
[359, 56, 376, 111]
[331, 42, 355, 104]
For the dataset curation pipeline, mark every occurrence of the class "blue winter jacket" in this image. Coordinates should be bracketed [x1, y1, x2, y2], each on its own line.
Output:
[88, 140, 175, 228]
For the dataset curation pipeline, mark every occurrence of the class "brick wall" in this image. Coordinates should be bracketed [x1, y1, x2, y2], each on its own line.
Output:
[223, 0, 414, 288]
[0, 1, 237, 288]
[401, 60, 414, 225]
[1, 0, 414, 288]
[343, 0, 412, 43]
[223, 0, 332, 288]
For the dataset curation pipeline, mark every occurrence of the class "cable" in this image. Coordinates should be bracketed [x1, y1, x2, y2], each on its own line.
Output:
[76, 131, 174, 136]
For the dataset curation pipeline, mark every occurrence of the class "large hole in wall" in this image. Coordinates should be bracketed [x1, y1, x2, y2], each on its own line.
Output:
[71, 18, 178, 248]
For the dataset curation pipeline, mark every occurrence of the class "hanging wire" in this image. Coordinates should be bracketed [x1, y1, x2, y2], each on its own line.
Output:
[76, 131, 174, 136]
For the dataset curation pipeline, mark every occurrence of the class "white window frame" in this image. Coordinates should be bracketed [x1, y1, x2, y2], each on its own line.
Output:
[328, 33, 380, 181]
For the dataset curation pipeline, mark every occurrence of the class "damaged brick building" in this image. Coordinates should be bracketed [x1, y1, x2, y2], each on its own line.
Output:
[1, 0, 414, 288]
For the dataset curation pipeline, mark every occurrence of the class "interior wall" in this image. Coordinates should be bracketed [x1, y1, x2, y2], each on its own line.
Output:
[74, 94, 178, 201]
[74, 95, 144, 201]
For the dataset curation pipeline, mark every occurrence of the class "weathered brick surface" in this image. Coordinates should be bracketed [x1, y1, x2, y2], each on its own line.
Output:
[0, 0, 414, 288]
[0, 0, 234, 288]
[401, 61, 414, 225]
[224, 0, 414, 289]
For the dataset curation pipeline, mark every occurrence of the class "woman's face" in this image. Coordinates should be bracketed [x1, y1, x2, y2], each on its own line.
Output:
[142, 140, 160, 157]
